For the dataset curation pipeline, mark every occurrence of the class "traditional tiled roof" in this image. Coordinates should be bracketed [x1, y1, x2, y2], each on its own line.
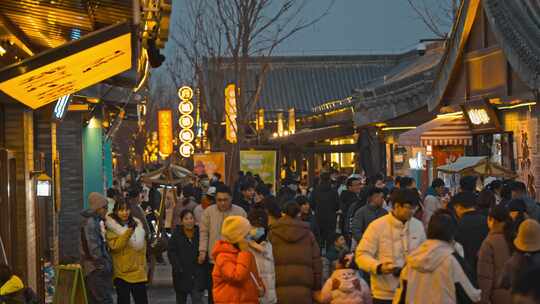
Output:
[207, 55, 401, 118]
[352, 45, 444, 127]
[428, 0, 540, 111]
[483, 0, 540, 90]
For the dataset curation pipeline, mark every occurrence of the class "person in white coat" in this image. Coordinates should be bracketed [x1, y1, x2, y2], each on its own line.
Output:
[355, 188, 426, 304]
[247, 207, 277, 304]
[393, 209, 481, 304]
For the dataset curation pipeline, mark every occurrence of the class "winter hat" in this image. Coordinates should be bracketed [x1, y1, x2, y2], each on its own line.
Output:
[207, 186, 216, 197]
[221, 216, 251, 244]
[89, 192, 108, 211]
[507, 199, 527, 213]
[514, 219, 540, 252]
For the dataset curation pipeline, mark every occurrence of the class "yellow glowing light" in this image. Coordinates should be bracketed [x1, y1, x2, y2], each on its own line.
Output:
[381, 126, 417, 131]
[179, 142, 195, 157]
[498, 102, 537, 110]
[179, 129, 195, 143]
[158, 110, 173, 156]
[0, 31, 132, 109]
[0, 46, 6, 56]
[179, 115, 194, 129]
[437, 111, 464, 118]
[178, 101, 194, 115]
[225, 84, 238, 143]
[178, 86, 194, 101]
[467, 108, 490, 125]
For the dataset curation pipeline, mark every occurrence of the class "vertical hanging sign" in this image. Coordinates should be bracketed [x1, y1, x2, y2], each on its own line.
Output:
[158, 110, 173, 157]
[178, 86, 195, 157]
[225, 84, 238, 143]
[288, 108, 296, 134]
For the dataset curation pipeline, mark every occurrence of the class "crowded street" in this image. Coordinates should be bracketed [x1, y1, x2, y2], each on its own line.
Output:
[1, 1, 540, 304]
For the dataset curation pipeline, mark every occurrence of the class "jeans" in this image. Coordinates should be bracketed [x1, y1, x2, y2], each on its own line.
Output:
[176, 290, 204, 304]
[86, 269, 114, 304]
[114, 278, 148, 304]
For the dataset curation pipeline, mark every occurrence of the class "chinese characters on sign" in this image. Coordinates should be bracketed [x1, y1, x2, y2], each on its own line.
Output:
[225, 84, 238, 143]
[178, 86, 195, 157]
[158, 110, 173, 156]
[467, 108, 490, 125]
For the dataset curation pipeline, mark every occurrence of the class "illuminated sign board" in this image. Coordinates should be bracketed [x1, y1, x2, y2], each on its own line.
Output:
[461, 99, 501, 134]
[225, 84, 237, 143]
[177, 85, 195, 157]
[158, 110, 173, 156]
[0, 23, 132, 109]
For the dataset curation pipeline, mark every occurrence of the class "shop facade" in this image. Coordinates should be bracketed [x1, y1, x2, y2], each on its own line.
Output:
[426, 0, 540, 197]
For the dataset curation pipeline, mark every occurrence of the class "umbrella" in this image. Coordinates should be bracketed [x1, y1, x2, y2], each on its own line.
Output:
[437, 156, 516, 178]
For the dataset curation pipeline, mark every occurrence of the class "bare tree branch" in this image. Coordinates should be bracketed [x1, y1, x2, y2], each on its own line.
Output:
[407, 0, 455, 39]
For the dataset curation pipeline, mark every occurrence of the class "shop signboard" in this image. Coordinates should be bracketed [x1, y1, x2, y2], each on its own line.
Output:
[225, 84, 237, 143]
[193, 152, 226, 179]
[0, 23, 132, 109]
[158, 110, 173, 156]
[240, 150, 277, 188]
[461, 99, 501, 134]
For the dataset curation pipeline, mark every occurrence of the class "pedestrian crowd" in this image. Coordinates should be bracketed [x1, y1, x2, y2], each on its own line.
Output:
[3, 169, 540, 304]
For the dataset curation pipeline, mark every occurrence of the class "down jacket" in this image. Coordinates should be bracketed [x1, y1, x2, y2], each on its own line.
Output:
[269, 216, 323, 304]
[105, 216, 147, 283]
[249, 241, 278, 304]
[355, 213, 426, 301]
[477, 229, 512, 304]
[393, 240, 481, 304]
[211, 241, 264, 304]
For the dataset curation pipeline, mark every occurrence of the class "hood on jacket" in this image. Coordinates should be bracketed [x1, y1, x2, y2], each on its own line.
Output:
[0, 275, 24, 296]
[270, 216, 311, 243]
[105, 215, 145, 250]
[211, 240, 240, 260]
[407, 239, 454, 273]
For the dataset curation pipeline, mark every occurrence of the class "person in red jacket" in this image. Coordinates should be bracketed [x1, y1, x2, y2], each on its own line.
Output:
[212, 216, 264, 304]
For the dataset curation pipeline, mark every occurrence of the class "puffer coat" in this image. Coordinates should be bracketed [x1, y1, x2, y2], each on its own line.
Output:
[269, 216, 323, 304]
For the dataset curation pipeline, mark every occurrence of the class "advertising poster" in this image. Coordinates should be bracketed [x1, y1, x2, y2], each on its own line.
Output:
[240, 150, 277, 188]
[193, 152, 226, 179]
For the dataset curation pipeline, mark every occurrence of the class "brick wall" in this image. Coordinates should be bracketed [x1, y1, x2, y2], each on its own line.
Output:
[57, 113, 84, 261]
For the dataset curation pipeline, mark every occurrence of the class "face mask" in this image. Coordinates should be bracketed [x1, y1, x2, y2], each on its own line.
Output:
[248, 227, 266, 241]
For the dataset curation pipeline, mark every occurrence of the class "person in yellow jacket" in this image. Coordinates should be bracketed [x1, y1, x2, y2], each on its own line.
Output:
[106, 199, 148, 304]
[0, 264, 24, 303]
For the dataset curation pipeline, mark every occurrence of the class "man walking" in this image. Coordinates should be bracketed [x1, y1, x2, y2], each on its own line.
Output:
[198, 184, 246, 303]
[355, 188, 426, 304]
[351, 187, 387, 246]
[80, 192, 114, 304]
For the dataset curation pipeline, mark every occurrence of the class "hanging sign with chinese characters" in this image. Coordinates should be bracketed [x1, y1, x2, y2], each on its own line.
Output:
[178, 86, 195, 157]
[225, 84, 238, 143]
[462, 99, 501, 134]
[0, 23, 132, 109]
[158, 110, 173, 156]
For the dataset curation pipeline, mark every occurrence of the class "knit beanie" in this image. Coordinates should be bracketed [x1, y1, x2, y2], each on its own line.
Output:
[88, 192, 108, 211]
[221, 216, 251, 244]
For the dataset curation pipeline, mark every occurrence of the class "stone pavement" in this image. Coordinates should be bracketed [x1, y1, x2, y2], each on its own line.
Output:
[147, 260, 208, 304]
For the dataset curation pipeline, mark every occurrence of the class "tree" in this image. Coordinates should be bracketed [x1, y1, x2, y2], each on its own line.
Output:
[407, 0, 458, 38]
[159, 0, 333, 183]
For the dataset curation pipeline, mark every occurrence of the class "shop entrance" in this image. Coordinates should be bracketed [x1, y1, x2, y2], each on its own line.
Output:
[0, 149, 17, 266]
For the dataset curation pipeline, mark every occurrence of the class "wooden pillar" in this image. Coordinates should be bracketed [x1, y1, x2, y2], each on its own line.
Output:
[3, 104, 36, 290]
[308, 152, 315, 188]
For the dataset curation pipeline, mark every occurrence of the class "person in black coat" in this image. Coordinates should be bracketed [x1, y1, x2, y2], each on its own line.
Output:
[339, 177, 362, 240]
[168, 209, 208, 304]
[451, 191, 489, 281]
[311, 172, 340, 250]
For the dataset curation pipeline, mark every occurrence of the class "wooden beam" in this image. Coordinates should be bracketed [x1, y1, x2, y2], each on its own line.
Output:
[0, 13, 38, 56]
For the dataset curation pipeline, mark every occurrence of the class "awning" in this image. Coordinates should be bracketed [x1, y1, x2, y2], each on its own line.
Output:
[437, 156, 516, 178]
[398, 116, 472, 146]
